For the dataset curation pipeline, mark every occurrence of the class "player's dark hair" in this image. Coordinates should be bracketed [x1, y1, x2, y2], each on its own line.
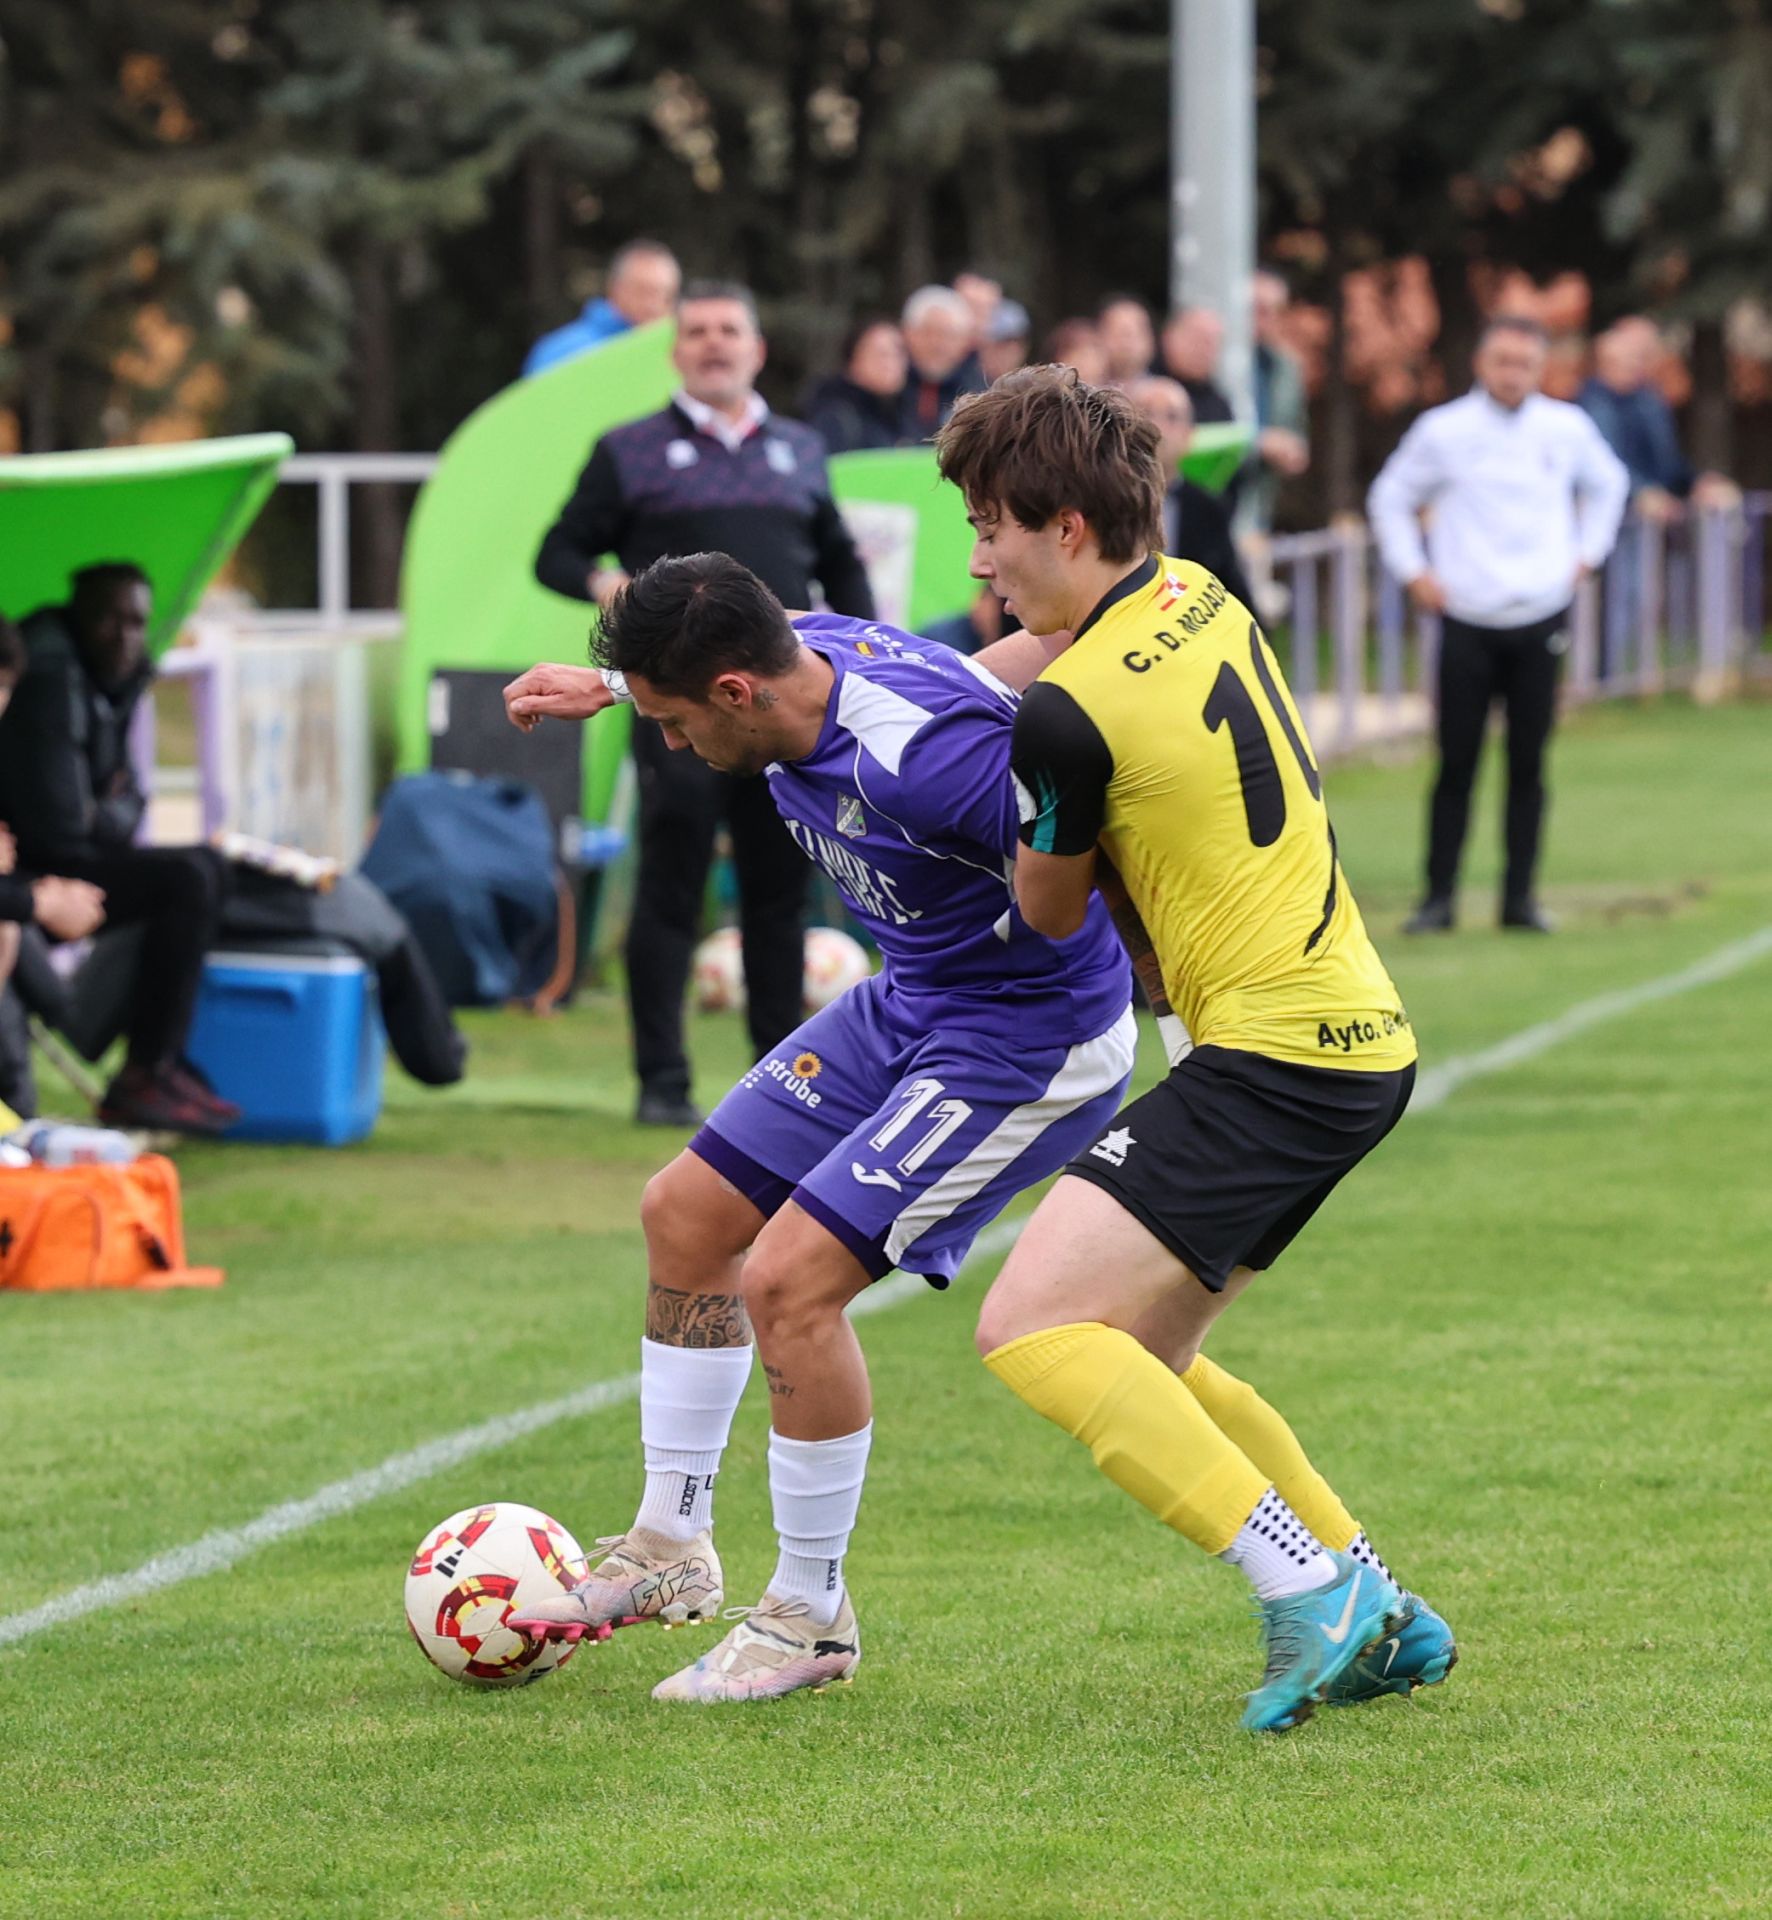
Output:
[71, 562, 150, 618]
[935, 364, 1164, 564]
[677, 278, 761, 331]
[0, 614, 24, 682]
[592, 553, 798, 698]
[1479, 313, 1548, 348]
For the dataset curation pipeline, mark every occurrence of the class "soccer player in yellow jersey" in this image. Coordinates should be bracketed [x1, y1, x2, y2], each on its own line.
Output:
[935, 367, 1456, 1733]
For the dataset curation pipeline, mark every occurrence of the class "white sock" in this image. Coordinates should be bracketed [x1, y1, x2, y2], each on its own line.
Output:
[1219, 1487, 1339, 1600]
[634, 1338, 754, 1541]
[767, 1423, 873, 1627]
[1346, 1529, 1395, 1587]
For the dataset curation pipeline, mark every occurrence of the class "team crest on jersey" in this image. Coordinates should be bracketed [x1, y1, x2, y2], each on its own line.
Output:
[1156, 570, 1189, 610]
[835, 795, 867, 840]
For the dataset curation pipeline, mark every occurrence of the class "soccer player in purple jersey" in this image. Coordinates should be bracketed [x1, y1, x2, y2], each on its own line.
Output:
[499, 553, 1135, 1702]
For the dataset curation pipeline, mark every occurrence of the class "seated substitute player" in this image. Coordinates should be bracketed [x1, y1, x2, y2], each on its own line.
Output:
[498, 553, 1136, 1701]
[933, 366, 1456, 1734]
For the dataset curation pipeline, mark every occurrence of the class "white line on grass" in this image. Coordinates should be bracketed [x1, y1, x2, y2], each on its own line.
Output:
[0, 1219, 1020, 1649]
[1408, 922, 1772, 1113]
[5, 924, 1770, 1650]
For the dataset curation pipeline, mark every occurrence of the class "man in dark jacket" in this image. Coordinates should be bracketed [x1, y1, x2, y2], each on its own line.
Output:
[1128, 377, 1257, 612]
[805, 318, 908, 455]
[0, 616, 107, 1116]
[0, 566, 238, 1132]
[897, 286, 986, 442]
[535, 281, 877, 1125]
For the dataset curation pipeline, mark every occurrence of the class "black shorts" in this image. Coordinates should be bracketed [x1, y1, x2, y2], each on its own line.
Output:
[1063, 1045, 1415, 1291]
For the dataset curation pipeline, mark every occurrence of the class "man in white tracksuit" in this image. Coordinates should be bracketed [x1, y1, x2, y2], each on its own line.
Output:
[1369, 317, 1629, 933]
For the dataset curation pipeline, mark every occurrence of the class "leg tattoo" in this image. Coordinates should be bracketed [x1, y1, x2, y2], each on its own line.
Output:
[646, 1282, 751, 1349]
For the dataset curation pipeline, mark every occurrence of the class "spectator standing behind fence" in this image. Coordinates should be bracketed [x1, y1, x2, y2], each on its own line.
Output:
[805, 318, 908, 455]
[980, 299, 1031, 383]
[1044, 318, 1110, 386]
[521, 240, 681, 378]
[1369, 317, 1629, 936]
[1127, 376, 1256, 612]
[0, 568, 241, 1132]
[1160, 308, 1235, 426]
[1098, 296, 1156, 387]
[898, 286, 985, 440]
[534, 281, 875, 1126]
[1243, 272, 1311, 534]
[1578, 318, 1740, 674]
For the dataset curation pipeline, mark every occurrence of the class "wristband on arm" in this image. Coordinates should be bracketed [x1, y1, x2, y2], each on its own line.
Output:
[1156, 1012, 1193, 1068]
[598, 668, 633, 704]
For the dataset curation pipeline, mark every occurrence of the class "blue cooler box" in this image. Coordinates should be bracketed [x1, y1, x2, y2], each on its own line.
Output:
[187, 946, 386, 1146]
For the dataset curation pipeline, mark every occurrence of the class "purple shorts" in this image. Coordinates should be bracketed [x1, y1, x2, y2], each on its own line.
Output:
[692, 977, 1136, 1287]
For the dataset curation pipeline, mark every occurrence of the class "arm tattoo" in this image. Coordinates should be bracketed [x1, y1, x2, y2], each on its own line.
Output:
[645, 1283, 751, 1349]
[1095, 857, 1174, 1017]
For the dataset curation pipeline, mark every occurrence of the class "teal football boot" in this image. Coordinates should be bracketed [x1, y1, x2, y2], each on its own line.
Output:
[1240, 1552, 1402, 1734]
[1321, 1590, 1457, 1706]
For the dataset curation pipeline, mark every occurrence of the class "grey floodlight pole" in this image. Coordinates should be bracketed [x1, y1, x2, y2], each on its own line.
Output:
[1170, 0, 1256, 425]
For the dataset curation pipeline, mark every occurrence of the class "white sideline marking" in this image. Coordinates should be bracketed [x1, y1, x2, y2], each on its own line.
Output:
[1409, 923, 1772, 1113]
[6, 926, 1770, 1651]
[0, 1219, 1020, 1650]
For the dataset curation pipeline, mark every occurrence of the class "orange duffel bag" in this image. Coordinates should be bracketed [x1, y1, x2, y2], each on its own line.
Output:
[0, 1155, 223, 1292]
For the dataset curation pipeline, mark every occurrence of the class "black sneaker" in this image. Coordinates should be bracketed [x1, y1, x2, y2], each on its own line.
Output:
[98, 1064, 232, 1137]
[1402, 897, 1455, 935]
[636, 1091, 704, 1128]
[168, 1060, 243, 1127]
[1501, 900, 1555, 933]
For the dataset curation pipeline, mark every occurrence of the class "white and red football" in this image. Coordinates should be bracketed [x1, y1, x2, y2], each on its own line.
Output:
[692, 926, 747, 1012]
[404, 1502, 591, 1687]
[801, 926, 873, 1011]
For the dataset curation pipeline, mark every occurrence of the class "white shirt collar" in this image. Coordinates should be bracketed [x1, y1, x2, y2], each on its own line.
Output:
[674, 388, 769, 453]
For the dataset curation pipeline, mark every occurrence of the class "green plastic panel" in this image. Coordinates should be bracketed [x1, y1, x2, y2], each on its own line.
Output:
[0, 433, 293, 657]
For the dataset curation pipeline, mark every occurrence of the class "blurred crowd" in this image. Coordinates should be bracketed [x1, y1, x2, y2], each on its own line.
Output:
[523, 239, 1742, 567]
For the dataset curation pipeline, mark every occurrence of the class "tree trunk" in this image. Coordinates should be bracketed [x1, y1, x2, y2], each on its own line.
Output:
[19, 339, 60, 452]
[1688, 315, 1732, 475]
[1323, 256, 1359, 518]
[352, 236, 403, 612]
[1427, 246, 1481, 396]
[522, 148, 561, 333]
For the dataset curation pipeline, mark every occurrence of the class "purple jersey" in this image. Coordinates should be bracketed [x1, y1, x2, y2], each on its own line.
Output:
[774, 612, 1129, 1046]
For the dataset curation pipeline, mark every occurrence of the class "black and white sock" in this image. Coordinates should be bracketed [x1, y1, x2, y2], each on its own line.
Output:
[1345, 1529, 1395, 1587]
[1220, 1487, 1339, 1600]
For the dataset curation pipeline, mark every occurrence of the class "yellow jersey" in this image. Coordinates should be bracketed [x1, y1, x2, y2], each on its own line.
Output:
[1011, 554, 1415, 1073]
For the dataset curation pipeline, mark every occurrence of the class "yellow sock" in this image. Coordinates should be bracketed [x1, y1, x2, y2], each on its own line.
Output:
[985, 1323, 1269, 1555]
[1180, 1354, 1359, 1553]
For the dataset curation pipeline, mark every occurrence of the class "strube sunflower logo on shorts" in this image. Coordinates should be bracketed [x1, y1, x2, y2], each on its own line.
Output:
[755, 1051, 826, 1108]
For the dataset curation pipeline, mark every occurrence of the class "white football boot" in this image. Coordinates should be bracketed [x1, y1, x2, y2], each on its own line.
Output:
[508, 1527, 723, 1645]
[652, 1590, 860, 1702]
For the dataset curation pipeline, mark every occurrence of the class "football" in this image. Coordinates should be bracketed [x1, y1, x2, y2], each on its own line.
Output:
[801, 925, 873, 1010]
[404, 1502, 591, 1687]
[692, 924, 876, 1014]
[692, 925, 747, 1012]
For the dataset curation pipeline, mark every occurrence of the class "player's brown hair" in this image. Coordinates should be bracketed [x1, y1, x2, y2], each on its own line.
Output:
[934, 364, 1164, 564]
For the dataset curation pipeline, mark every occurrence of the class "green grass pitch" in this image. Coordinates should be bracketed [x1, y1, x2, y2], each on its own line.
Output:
[1, 699, 1768, 1918]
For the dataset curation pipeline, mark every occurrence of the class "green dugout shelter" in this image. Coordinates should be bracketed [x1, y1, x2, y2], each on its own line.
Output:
[398, 330, 1251, 823]
[0, 434, 293, 657]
